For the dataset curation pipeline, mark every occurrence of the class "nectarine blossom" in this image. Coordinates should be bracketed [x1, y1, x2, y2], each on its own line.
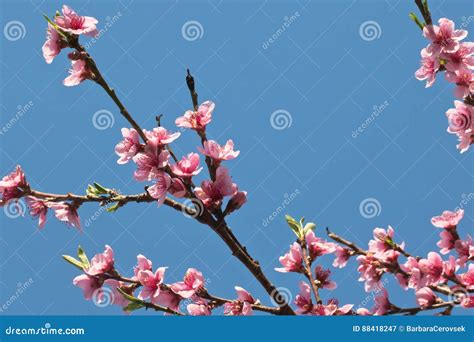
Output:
[423, 18, 468, 55]
[144, 127, 180, 147]
[198, 139, 240, 161]
[115, 128, 141, 164]
[418, 252, 444, 287]
[194, 166, 237, 208]
[223, 286, 255, 316]
[25, 196, 48, 229]
[305, 230, 336, 260]
[0, 165, 28, 204]
[86, 245, 114, 276]
[46, 202, 81, 229]
[137, 267, 167, 300]
[415, 48, 440, 87]
[55, 5, 98, 37]
[431, 209, 464, 228]
[170, 153, 202, 178]
[170, 268, 204, 298]
[73, 274, 101, 300]
[42, 24, 66, 64]
[416, 287, 437, 308]
[63, 59, 91, 87]
[175, 101, 214, 131]
[275, 242, 303, 273]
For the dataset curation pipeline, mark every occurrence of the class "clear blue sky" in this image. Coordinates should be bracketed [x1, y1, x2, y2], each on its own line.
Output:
[0, 0, 472, 315]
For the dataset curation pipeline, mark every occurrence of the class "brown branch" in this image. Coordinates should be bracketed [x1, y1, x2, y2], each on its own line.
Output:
[388, 301, 454, 315]
[299, 238, 322, 304]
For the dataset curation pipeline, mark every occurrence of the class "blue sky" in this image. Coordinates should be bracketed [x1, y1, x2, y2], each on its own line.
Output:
[0, 0, 472, 315]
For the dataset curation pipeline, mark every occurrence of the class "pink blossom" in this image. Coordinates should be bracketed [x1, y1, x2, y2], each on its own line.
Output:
[223, 287, 255, 316]
[368, 226, 398, 257]
[446, 102, 473, 134]
[147, 170, 171, 205]
[133, 149, 170, 181]
[144, 127, 180, 147]
[431, 209, 464, 228]
[275, 242, 303, 273]
[170, 268, 204, 298]
[170, 153, 202, 178]
[423, 18, 468, 55]
[152, 289, 181, 312]
[187, 303, 211, 316]
[445, 69, 474, 98]
[415, 287, 437, 308]
[137, 267, 167, 300]
[198, 140, 240, 161]
[86, 245, 114, 276]
[456, 131, 473, 153]
[55, 5, 98, 37]
[443, 255, 458, 278]
[294, 281, 313, 314]
[314, 266, 337, 290]
[134, 254, 152, 278]
[333, 246, 351, 268]
[401, 257, 423, 289]
[46, 202, 81, 229]
[356, 254, 383, 292]
[356, 308, 372, 315]
[115, 128, 141, 164]
[175, 101, 214, 131]
[454, 235, 474, 267]
[443, 42, 474, 72]
[25, 196, 48, 229]
[418, 252, 444, 287]
[168, 178, 186, 198]
[63, 59, 91, 86]
[372, 288, 391, 315]
[305, 230, 336, 260]
[457, 264, 474, 290]
[73, 274, 101, 300]
[194, 166, 237, 208]
[312, 299, 353, 316]
[0, 165, 28, 204]
[437, 229, 457, 254]
[224, 191, 247, 214]
[42, 24, 66, 64]
[415, 48, 440, 87]
[102, 279, 129, 307]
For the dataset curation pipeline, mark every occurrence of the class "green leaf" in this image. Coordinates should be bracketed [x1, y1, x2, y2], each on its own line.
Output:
[93, 182, 110, 195]
[62, 255, 84, 270]
[409, 12, 424, 30]
[123, 302, 144, 312]
[285, 214, 302, 239]
[42, 15, 68, 39]
[117, 288, 143, 305]
[107, 202, 121, 212]
[77, 246, 90, 268]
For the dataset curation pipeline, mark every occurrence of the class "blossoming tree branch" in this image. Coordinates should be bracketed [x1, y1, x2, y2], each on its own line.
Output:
[0, 2, 472, 316]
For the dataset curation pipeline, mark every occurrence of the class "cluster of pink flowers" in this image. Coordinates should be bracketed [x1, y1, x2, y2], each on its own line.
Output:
[42, 5, 97, 85]
[114, 100, 246, 211]
[415, 18, 474, 152]
[274, 209, 473, 316]
[70, 245, 258, 315]
[0, 166, 81, 229]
